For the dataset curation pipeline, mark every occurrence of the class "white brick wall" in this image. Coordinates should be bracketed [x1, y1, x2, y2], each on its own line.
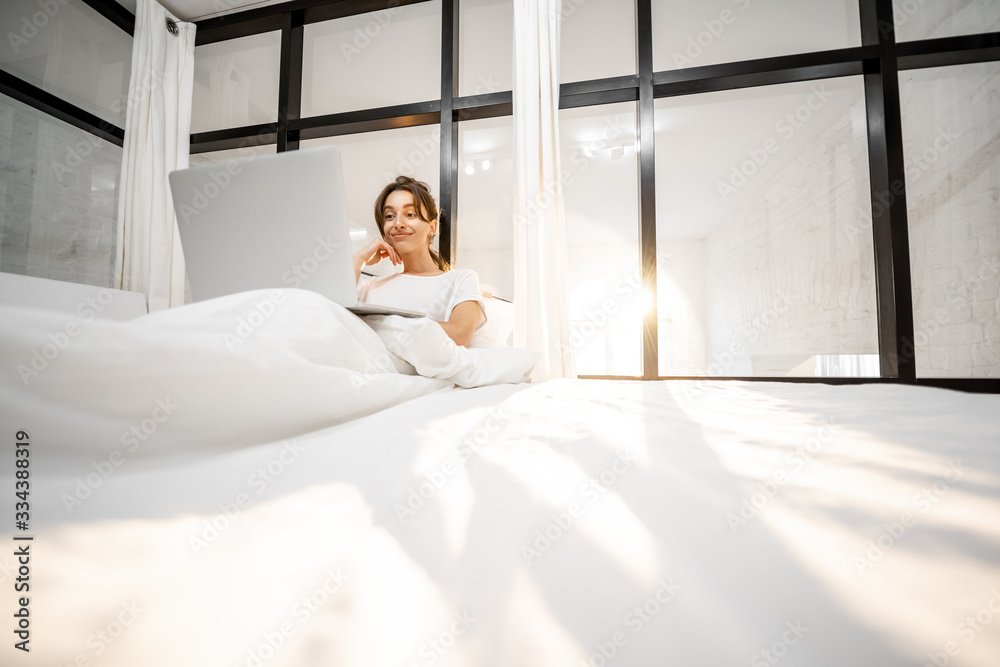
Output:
[901, 61, 1000, 378]
[0, 94, 120, 289]
[701, 95, 880, 376]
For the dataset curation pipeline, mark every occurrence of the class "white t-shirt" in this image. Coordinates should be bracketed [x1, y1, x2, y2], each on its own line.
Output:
[357, 269, 486, 326]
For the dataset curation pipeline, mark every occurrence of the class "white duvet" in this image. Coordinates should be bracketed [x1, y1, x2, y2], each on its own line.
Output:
[0, 288, 537, 459]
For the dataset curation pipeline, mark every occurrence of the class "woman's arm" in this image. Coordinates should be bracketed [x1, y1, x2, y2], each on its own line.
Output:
[436, 300, 481, 347]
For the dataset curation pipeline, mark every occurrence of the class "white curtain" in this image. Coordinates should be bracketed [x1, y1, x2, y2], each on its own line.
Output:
[114, 0, 196, 312]
[512, 0, 576, 380]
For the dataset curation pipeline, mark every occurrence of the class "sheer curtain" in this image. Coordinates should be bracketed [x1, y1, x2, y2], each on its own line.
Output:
[512, 0, 576, 380]
[114, 0, 196, 312]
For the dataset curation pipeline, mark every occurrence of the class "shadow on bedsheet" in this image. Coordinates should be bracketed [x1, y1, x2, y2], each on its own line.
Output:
[288, 382, 932, 666]
[25, 380, 1000, 667]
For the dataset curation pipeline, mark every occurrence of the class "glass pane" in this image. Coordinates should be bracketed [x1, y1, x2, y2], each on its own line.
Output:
[654, 77, 879, 377]
[188, 143, 275, 167]
[457, 114, 513, 298]
[191, 31, 281, 134]
[302, 1, 442, 117]
[0, 93, 120, 288]
[900, 62, 1000, 378]
[561, 0, 636, 84]
[301, 125, 441, 274]
[560, 101, 641, 376]
[894, 0, 1000, 42]
[0, 0, 132, 127]
[459, 0, 512, 97]
[651, 0, 861, 73]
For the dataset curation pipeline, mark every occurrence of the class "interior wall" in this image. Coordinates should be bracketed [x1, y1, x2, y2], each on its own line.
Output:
[0, 95, 120, 288]
[903, 62, 1000, 378]
[702, 95, 879, 376]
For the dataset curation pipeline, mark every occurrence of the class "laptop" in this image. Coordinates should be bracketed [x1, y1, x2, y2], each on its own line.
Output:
[168, 145, 424, 317]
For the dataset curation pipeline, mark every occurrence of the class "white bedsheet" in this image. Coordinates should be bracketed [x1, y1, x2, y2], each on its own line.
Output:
[1, 373, 999, 666]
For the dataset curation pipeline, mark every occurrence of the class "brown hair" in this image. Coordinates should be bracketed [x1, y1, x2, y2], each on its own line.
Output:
[373, 175, 450, 271]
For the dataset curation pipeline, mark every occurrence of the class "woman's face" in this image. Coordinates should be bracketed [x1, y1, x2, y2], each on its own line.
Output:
[382, 189, 436, 254]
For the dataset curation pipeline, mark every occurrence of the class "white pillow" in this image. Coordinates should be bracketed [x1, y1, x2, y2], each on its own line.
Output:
[362, 314, 538, 388]
[469, 290, 515, 349]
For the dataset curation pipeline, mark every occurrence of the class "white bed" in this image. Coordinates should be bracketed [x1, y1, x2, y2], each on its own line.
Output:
[1, 289, 999, 667]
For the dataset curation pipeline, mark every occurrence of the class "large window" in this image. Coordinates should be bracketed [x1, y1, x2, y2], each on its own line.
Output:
[651, 0, 861, 72]
[892, 0, 1000, 42]
[183, 0, 1000, 390]
[560, 0, 636, 83]
[0, 0, 132, 127]
[654, 78, 879, 377]
[561, 102, 642, 377]
[456, 114, 514, 297]
[901, 61, 1000, 378]
[191, 31, 281, 134]
[0, 0, 129, 288]
[0, 92, 121, 288]
[302, 1, 442, 117]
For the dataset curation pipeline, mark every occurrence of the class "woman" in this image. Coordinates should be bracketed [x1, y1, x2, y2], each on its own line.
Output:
[353, 176, 485, 347]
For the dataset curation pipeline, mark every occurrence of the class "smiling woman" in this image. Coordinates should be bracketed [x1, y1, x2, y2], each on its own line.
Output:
[353, 175, 486, 347]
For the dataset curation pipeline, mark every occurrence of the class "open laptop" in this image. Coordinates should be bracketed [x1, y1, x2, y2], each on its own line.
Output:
[168, 145, 424, 317]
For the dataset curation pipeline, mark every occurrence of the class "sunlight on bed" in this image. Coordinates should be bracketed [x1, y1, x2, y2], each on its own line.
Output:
[680, 386, 1000, 663]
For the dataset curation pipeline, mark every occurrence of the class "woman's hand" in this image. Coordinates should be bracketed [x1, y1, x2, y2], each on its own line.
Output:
[354, 238, 401, 282]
